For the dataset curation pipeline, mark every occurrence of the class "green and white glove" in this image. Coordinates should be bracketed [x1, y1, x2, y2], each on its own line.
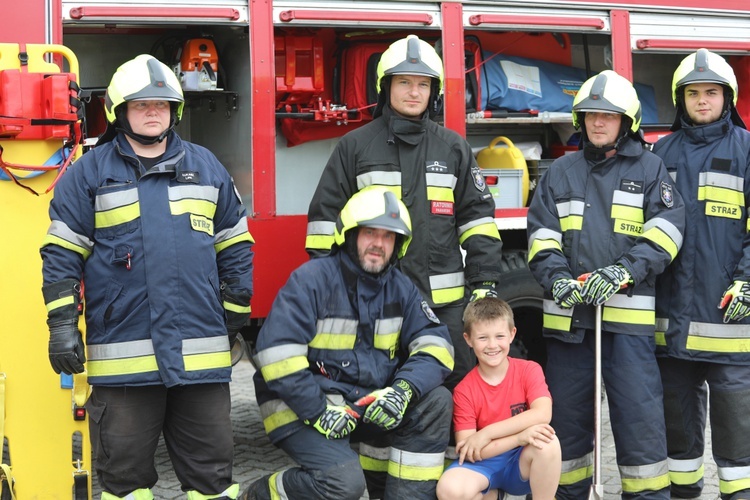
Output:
[306, 405, 360, 439]
[581, 265, 631, 306]
[719, 280, 750, 323]
[355, 380, 413, 430]
[551, 278, 584, 309]
[469, 282, 498, 302]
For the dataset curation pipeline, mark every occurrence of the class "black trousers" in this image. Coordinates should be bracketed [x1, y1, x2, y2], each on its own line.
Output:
[86, 383, 235, 497]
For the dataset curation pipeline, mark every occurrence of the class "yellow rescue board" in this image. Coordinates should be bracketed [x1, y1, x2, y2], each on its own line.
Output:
[0, 44, 91, 499]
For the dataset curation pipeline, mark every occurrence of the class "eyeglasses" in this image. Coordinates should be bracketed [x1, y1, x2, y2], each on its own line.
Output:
[128, 101, 171, 111]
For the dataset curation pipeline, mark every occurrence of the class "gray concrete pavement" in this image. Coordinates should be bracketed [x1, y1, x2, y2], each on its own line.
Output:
[93, 358, 720, 499]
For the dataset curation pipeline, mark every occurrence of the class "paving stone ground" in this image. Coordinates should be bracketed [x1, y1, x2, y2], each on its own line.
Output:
[93, 358, 720, 499]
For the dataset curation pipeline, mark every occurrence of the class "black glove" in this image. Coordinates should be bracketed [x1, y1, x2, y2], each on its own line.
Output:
[470, 281, 498, 302]
[306, 405, 360, 439]
[551, 278, 584, 309]
[221, 281, 252, 346]
[42, 279, 86, 375]
[581, 265, 631, 306]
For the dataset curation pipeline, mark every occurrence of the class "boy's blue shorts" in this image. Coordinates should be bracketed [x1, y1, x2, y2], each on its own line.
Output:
[444, 446, 531, 496]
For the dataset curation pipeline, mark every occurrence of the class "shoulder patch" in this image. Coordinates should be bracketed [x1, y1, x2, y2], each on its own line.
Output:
[421, 301, 440, 324]
[660, 181, 674, 208]
[472, 166, 486, 192]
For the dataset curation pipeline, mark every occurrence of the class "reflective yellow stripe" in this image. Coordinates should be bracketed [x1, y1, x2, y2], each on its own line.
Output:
[611, 205, 644, 223]
[268, 472, 284, 500]
[260, 355, 309, 382]
[95, 203, 140, 228]
[184, 351, 231, 371]
[225, 301, 251, 314]
[655, 330, 666, 346]
[603, 306, 655, 326]
[360, 455, 389, 472]
[614, 219, 643, 237]
[686, 335, 750, 353]
[388, 461, 443, 481]
[45, 295, 74, 312]
[458, 221, 501, 244]
[559, 215, 583, 231]
[87, 355, 158, 377]
[186, 483, 240, 500]
[305, 234, 335, 251]
[698, 185, 744, 205]
[411, 345, 455, 371]
[670, 465, 704, 487]
[102, 488, 154, 500]
[309, 333, 356, 350]
[169, 199, 217, 218]
[621, 473, 670, 494]
[529, 238, 562, 262]
[426, 185, 454, 202]
[705, 201, 742, 219]
[642, 226, 679, 260]
[259, 400, 299, 434]
[720, 476, 750, 495]
[214, 231, 254, 253]
[543, 312, 572, 332]
[559, 464, 593, 485]
[431, 286, 464, 305]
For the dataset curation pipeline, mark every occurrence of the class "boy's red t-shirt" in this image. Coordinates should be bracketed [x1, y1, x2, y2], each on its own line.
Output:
[453, 357, 551, 432]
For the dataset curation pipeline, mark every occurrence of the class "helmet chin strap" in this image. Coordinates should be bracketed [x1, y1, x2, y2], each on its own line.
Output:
[114, 106, 177, 146]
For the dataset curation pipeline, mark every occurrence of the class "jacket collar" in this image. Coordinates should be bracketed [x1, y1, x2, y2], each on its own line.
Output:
[383, 106, 428, 146]
[680, 112, 733, 144]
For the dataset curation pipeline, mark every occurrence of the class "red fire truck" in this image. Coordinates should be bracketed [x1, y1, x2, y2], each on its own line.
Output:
[2, 1, 750, 496]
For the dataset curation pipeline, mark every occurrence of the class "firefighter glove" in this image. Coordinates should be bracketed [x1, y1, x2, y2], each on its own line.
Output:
[306, 405, 360, 439]
[470, 281, 498, 302]
[551, 278, 584, 309]
[42, 279, 86, 375]
[581, 265, 631, 306]
[719, 280, 750, 323]
[355, 379, 413, 430]
[222, 281, 252, 345]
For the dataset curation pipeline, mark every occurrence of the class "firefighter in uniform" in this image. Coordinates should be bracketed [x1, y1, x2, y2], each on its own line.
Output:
[305, 35, 503, 390]
[653, 49, 750, 500]
[527, 70, 685, 499]
[40, 54, 254, 499]
[242, 187, 454, 500]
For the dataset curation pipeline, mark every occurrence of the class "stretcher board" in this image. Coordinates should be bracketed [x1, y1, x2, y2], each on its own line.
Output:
[0, 43, 91, 499]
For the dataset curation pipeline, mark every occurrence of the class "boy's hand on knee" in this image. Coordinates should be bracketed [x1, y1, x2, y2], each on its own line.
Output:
[456, 430, 490, 465]
[518, 424, 556, 449]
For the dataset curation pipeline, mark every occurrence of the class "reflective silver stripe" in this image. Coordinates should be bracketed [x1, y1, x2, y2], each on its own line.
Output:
[258, 398, 292, 421]
[656, 317, 669, 332]
[543, 299, 574, 317]
[360, 443, 390, 460]
[458, 216, 495, 235]
[45, 220, 94, 253]
[88, 339, 154, 360]
[325, 394, 347, 407]
[168, 184, 219, 203]
[429, 272, 464, 291]
[407, 335, 455, 356]
[556, 200, 585, 217]
[255, 344, 308, 367]
[528, 227, 563, 247]
[95, 187, 139, 212]
[357, 171, 402, 189]
[389, 448, 445, 468]
[717, 464, 750, 481]
[613, 190, 645, 207]
[607, 294, 655, 310]
[689, 321, 750, 339]
[669, 457, 703, 472]
[183, 336, 228, 355]
[215, 218, 251, 245]
[375, 317, 403, 335]
[642, 217, 684, 250]
[425, 172, 457, 189]
[316, 318, 358, 335]
[699, 171, 743, 191]
[620, 460, 669, 479]
[272, 471, 290, 499]
[561, 452, 593, 473]
[306, 220, 336, 236]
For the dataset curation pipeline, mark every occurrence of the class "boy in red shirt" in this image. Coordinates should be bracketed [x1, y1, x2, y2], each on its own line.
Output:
[436, 297, 561, 500]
